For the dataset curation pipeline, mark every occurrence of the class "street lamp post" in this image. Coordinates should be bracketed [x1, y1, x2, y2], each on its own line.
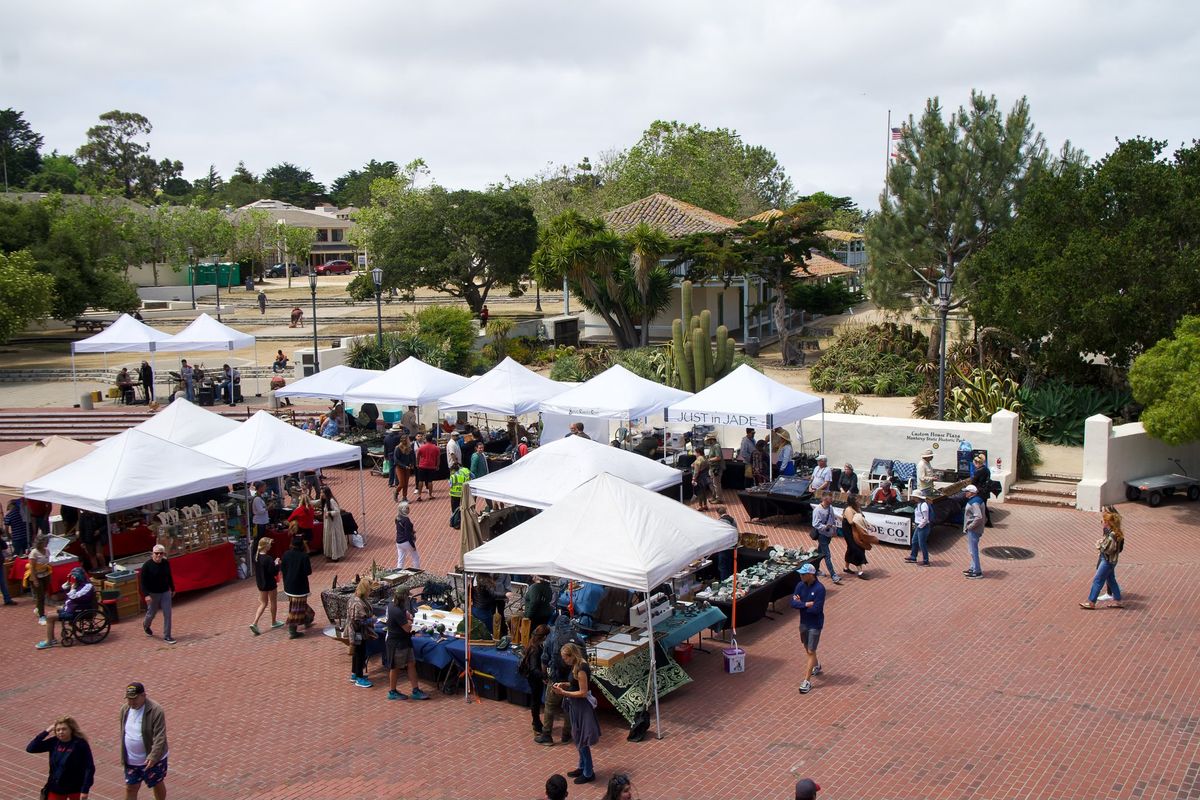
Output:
[309, 268, 320, 373]
[936, 273, 953, 421]
[187, 246, 196, 310]
[371, 267, 384, 347]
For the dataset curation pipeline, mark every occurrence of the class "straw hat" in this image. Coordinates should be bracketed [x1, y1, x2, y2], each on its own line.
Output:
[776, 429, 792, 443]
[704, 434, 718, 443]
[921, 449, 934, 459]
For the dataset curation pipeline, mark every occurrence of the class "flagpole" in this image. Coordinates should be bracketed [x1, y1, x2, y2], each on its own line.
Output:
[884, 109, 892, 195]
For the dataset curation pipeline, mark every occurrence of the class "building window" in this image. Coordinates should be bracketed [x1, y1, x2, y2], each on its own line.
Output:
[316, 229, 328, 242]
[332, 229, 343, 242]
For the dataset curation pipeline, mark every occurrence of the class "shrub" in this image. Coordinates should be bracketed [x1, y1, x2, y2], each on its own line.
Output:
[808, 322, 928, 397]
[346, 305, 476, 373]
[1018, 380, 1133, 446]
[413, 305, 476, 373]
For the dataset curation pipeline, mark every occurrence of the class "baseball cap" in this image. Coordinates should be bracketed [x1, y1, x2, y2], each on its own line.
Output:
[795, 778, 821, 799]
[798, 563, 816, 575]
[965, 484, 978, 494]
[125, 682, 145, 698]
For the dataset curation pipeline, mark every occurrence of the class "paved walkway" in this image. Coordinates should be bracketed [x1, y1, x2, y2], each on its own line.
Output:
[1, 467, 1197, 799]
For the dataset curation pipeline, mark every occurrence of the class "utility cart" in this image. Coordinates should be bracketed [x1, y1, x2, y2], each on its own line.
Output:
[1124, 460, 1200, 507]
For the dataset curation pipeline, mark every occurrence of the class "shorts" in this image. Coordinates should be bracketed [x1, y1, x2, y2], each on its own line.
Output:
[799, 625, 821, 653]
[57, 608, 79, 623]
[125, 757, 168, 788]
[416, 467, 437, 484]
[385, 638, 412, 669]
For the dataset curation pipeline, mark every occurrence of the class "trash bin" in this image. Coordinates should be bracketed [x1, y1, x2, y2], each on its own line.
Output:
[80, 393, 94, 410]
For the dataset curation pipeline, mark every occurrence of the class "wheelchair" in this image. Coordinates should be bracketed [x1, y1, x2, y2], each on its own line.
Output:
[59, 608, 111, 647]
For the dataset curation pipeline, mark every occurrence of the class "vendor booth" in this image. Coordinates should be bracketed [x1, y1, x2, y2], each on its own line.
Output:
[465, 472, 738, 738]
[115, 397, 241, 448]
[539, 363, 692, 444]
[273, 364, 381, 400]
[158, 313, 259, 400]
[343, 356, 472, 410]
[439, 357, 571, 417]
[0, 436, 95, 496]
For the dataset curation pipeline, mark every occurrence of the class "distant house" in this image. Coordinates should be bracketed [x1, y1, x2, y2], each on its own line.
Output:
[821, 229, 867, 288]
[236, 199, 359, 268]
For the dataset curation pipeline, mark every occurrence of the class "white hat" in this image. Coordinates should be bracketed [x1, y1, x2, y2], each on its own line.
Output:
[911, 489, 925, 499]
[964, 484, 978, 494]
[921, 449, 934, 458]
[816, 453, 827, 461]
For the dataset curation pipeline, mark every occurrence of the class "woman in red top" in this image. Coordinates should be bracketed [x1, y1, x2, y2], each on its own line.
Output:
[415, 433, 441, 501]
[287, 498, 315, 544]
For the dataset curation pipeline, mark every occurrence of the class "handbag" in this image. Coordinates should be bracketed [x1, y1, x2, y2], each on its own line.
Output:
[382, 458, 392, 474]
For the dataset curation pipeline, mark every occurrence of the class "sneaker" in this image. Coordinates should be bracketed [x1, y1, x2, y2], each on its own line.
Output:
[962, 568, 974, 575]
[533, 734, 553, 746]
[270, 621, 285, 629]
[966, 572, 983, 580]
[354, 677, 374, 688]
[830, 575, 842, 584]
[144, 625, 153, 637]
[164, 637, 177, 644]
[573, 775, 595, 785]
[903, 557, 917, 563]
[567, 769, 583, 778]
[350, 674, 358, 683]
[811, 664, 822, 676]
[38, 616, 47, 626]
[1097, 593, 1113, 602]
[387, 689, 408, 701]
[36, 639, 58, 649]
[249, 625, 261, 636]
[3, 599, 15, 606]
[409, 688, 430, 700]
[798, 680, 812, 694]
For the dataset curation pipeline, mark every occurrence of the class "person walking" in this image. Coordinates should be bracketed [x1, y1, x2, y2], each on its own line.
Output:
[26, 533, 53, 624]
[320, 486, 347, 562]
[120, 682, 168, 800]
[249, 537, 284, 635]
[841, 494, 877, 579]
[790, 563, 826, 695]
[250, 482, 270, 549]
[603, 774, 636, 800]
[393, 501, 419, 570]
[519, 624, 552, 736]
[962, 485, 986, 579]
[384, 586, 430, 700]
[904, 489, 932, 566]
[552, 642, 600, 785]
[810, 492, 841, 584]
[257, 290, 267, 315]
[346, 577, 376, 688]
[1081, 505, 1125, 610]
[392, 436, 415, 503]
[140, 545, 176, 644]
[691, 456, 711, 512]
[139, 361, 154, 403]
[415, 433, 440, 501]
[470, 441, 491, 509]
[535, 615, 576, 746]
[972, 454, 994, 527]
[27, 715, 95, 800]
[448, 458, 471, 523]
[383, 424, 402, 490]
[280, 535, 313, 638]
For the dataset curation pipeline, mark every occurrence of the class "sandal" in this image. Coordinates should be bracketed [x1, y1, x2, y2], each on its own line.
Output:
[1079, 602, 1095, 610]
[1107, 602, 1124, 608]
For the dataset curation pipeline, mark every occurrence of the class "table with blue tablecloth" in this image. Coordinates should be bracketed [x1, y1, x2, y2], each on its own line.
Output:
[368, 628, 458, 669]
[444, 638, 530, 693]
[655, 606, 727, 650]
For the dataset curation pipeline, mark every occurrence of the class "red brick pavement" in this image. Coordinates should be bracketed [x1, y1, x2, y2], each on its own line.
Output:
[1, 467, 1198, 800]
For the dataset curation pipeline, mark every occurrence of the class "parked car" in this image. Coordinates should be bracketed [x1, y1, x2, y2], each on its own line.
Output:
[266, 263, 301, 278]
[315, 260, 354, 275]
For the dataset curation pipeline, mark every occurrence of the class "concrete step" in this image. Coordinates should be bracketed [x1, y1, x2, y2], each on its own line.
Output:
[1007, 480, 1077, 509]
[0, 408, 251, 442]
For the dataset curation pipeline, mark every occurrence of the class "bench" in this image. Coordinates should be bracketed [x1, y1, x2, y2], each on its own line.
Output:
[72, 318, 112, 333]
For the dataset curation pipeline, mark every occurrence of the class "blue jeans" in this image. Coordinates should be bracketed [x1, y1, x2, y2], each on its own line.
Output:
[910, 525, 930, 563]
[184, 380, 194, 402]
[0, 567, 11, 602]
[1088, 558, 1121, 603]
[967, 530, 982, 574]
[577, 743, 594, 778]
[816, 535, 839, 579]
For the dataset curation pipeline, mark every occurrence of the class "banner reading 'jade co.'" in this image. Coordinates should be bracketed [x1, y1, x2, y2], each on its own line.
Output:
[810, 503, 913, 546]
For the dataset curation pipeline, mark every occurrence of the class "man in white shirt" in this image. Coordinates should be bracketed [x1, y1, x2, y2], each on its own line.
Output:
[445, 432, 462, 468]
[917, 449, 937, 491]
[121, 681, 169, 799]
[737, 428, 757, 463]
[905, 489, 933, 566]
[810, 455, 833, 494]
[251, 482, 270, 546]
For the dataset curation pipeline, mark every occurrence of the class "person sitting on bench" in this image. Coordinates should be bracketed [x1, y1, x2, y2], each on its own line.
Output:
[115, 368, 136, 404]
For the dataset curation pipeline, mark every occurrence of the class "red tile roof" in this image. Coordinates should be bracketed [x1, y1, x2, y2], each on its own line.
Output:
[602, 193, 738, 237]
[793, 250, 858, 280]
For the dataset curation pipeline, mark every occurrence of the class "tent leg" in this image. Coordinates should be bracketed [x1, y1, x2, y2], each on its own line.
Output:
[357, 454, 367, 539]
[646, 603, 662, 740]
[71, 348, 78, 408]
[243, 470, 253, 578]
[253, 341, 261, 398]
[105, 513, 113, 569]
[464, 578, 472, 703]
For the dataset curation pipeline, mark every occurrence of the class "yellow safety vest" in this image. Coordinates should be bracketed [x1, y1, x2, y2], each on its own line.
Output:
[448, 467, 471, 498]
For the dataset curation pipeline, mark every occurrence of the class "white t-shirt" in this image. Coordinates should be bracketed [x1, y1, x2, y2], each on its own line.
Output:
[251, 495, 269, 525]
[125, 705, 148, 765]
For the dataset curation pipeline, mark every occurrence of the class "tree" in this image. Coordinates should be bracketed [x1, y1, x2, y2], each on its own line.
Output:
[626, 222, 671, 346]
[510, 156, 613, 225]
[128, 204, 175, 285]
[37, 197, 142, 317]
[0, 109, 43, 191]
[866, 92, 1048, 334]
[231, 209, 276, 279]
[330, 159, 400, 208]
[352, 183, 537, 314]
[798, 192, 869, 232]
[787, 278, 864, 317]
[25, 152, 83, 194]
[76, 110, 181, 200]
[965, 137, 1200, 375]
[0, 250, 55, 342]
[281, 223, 316, 281]
[261, 162, 326, 207]
[168, 205, 234, 286]
[607, 120, 793, 219]
[1130, 316, 1200, 445]
[218, 162, 262, 208]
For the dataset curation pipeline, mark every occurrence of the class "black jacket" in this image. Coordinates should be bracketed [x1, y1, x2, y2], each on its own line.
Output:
[139, 558, 175, 594]
[280, 549, 312, 595]
[27, 731, 95, 795]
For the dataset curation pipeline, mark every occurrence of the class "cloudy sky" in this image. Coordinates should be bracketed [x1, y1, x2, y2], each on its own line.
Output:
[4, 1, 1197, 210]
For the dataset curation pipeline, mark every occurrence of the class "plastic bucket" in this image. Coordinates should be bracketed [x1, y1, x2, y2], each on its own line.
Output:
[673, 642, 694, 665]
[723, 646, 746, 674]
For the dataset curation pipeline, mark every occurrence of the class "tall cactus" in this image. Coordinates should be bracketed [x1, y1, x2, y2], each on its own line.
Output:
[668, 280, 739, 391]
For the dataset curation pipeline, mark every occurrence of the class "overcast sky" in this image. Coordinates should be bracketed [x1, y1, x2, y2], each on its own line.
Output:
[4, 1, 1198, 210]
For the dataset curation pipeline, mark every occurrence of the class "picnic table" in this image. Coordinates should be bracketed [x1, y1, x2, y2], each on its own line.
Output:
[72, 318, 112, 332]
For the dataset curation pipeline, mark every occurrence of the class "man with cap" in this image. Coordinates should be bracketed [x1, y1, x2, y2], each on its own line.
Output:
[795, 777, 821, 799]
[790, 563, 826, 693]
[120, 681, 169, 799]
[738, 427, 757, 464]
[905, 489, 933, 565]
[918, 449, 936, 491]
[962, 484, 986, 578]
[810, 454, 832, 493]
[703, 434, 724, 501]
[972, 453, 994, 527]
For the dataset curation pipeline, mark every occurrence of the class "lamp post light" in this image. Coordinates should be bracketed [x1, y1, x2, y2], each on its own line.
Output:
[186, 246, 195, 310]
[935, 273, 953, 421]
[308, 268, 320, 373]
[371, 267, 384, 347]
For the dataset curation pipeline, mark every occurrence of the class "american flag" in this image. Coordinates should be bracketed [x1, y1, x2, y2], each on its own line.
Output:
[891, 127, 902, 140]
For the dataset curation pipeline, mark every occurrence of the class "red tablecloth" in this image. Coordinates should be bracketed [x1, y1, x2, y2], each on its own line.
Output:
[7, 557, 80, 588]
[167, 542, 238, 593]
[262, 523, 323, 558]
[64, 527, 156, 561]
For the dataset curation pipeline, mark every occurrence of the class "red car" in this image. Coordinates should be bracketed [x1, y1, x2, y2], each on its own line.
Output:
[314, 260, 354, 275]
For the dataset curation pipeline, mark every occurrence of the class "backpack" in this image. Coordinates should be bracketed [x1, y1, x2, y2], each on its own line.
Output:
[449, 507, 461, 530]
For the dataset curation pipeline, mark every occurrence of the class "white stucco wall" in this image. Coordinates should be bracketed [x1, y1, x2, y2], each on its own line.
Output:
[1075, 415, 1200, 511]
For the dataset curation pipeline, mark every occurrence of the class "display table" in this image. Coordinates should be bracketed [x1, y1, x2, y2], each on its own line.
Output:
[261, 523, 324, 558]
[657, 606, 727, 650]
[738, 489, 814, 520]
[591, 643, 692, 724]
[7, 556, 80, 588]
[109, 542, 237, 594]
[445, 639, 529, 694]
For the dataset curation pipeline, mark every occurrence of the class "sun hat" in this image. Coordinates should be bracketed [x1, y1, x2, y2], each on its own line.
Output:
[921, 449, 934, 458]
[911, 489, 926, 499]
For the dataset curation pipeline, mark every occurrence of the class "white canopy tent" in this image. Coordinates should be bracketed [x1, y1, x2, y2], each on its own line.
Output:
[464, 472, 738, 738]
[664, 363, 825, 479]
[70, 313, 173, 400]
[539, 364, 692, 442]
[157, 313, 260, 395]
[343, 357, 472, 409]
[439, 357, 570, 416]
[273, 365, 381, 400]
[111, 397, 241, 448]
[194, 410, 368, 541]
[468, 434, 681, 509]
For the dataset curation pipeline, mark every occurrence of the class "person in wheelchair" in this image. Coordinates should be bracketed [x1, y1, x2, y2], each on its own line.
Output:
[36, 567, 96, 650]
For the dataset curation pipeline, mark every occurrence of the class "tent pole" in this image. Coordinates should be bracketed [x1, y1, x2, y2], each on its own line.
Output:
[357, 453, 367, 540]
[253, 340, 261, 398]
[464, 577, 472, 703]
[243, 470, 252, 578]
[646, 596, 662, 740]
[105, 513, 113, 569]
[71, 347, 78, 407]
[820, 399, 825, 456]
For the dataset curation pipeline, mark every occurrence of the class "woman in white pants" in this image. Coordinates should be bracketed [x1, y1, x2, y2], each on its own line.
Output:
[394, 501, 419, 570]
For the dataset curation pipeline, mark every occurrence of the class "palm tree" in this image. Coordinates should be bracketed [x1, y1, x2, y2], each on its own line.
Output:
[625, 222, 671, 346]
